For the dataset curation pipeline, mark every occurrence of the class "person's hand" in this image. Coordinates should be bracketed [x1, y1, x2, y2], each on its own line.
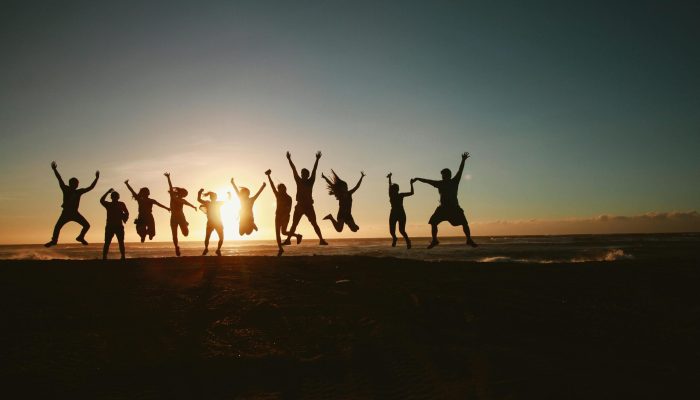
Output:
[198, 188, 204, 193]
[262, 182, 267, 187]
[265, 169, 271, 175]
[95, 171, 100, 178]
[360, 171, 366, 177]
[230, 177, 235, 185]
[462, 152, 470, 161]
[286, 151, 291, 160]
[107, 188, 114, 193]
[387, 172, 392, 179]
[411, 178, 417, 183]
[164, 172, 170, 178]
[167, 208, 171, 212]
[124, 179, 129, 184]
[321, 173, 327, 180]
[51, 161, 57, 170]
[315, 151, 322, 159]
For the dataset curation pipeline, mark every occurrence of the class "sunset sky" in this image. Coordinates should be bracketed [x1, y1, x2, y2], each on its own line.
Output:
[1, 1, 699, 244]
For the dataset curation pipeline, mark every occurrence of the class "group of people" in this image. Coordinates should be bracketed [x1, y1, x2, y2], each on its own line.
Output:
[44, 152, 477, 259]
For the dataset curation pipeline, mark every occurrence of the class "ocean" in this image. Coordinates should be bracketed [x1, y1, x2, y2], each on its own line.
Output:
[1, 233, 698, 263]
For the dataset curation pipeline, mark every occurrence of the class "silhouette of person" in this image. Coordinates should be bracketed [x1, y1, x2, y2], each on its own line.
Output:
[231, 177, 266, 236]
[45, 161, 99, 247]
[284, 151, 328, 245]
[321, 170, 365, 232]
[266, 169, 302, 256]
[124, 180, 170, 243]
[387, 173, 415, 248]
[100, 188, 129, 260]
[414, 152, 478, 249]
[165, 172, 197, 256]
[198, 189, 229, 256]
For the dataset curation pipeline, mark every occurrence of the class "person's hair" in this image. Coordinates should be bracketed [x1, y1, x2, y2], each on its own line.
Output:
[110, 191, 120, 200]
[207, 191, 218, 200]
[301, 168, 310, 179]
[240, 187, 250, 197]
[326, 170, 348, 199]
[137, 187, 150, 198]
[174, 187, 188, 198]
[390, 183, 399, 195]
[441, 168, 452, 180]
[278, 183, 287, 193]
[68, 177, 79, 188]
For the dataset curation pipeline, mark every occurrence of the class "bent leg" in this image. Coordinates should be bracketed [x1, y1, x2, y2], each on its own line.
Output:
[286, 208, 303, 241]
[51, 213, 71, 242]
[74, 212, 91, 243]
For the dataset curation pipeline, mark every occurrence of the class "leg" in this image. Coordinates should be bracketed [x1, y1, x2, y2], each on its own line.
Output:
[203, 226, 212, 255]
[215, 226, 224, 255]
[346, 214, 359, 232]
[147, 215, 156, 240]
[428, 223, 439, 249]
[306, 207, 327, 245]
[463, 223, 478, 247]
[398, 213, 411, 249]
[325, 212, 344, 232]
[280, 214, 302, 244]
[275, 222, 284, 256]
[171, 222, 179, 251]
[285, 207, 303, 244]
[389, 212, 398, 247]
[103, 229, 114, 260]
[181, 222, 189, 237]
[74, 212, 91, 245]
[116, 227, 126, 259]
[47, 213, 70, 246]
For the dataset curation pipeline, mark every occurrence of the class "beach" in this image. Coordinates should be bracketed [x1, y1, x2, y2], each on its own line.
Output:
[1, 244, 700, 398]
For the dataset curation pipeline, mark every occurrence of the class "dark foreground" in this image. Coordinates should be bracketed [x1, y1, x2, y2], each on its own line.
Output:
[1, 255, 699, 399]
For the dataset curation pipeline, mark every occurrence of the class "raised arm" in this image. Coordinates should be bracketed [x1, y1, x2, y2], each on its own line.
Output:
[320, 172, 333, 187]
[252, 182, 266, 201]
[265, 170, 278, 196]
[310, 151, 321, 182]
[197, 189, 205, 204]
[164, 172, 173, 191]
[402, 179, 416, 197]
[286, 151, 300, 181]
[230, 178, 240, 195]
[124, 180, 138, 198]
[81, 170, 100, 193]
[414, 177, 440, 188]
[51, 161, 67, 189]
[100, 188, 112, 206]
[455, 152, 469, 181]
[387, 172, 393, 195]
[349, 171, 365, 194]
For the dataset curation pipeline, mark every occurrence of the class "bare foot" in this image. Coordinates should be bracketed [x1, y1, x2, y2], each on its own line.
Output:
[76, 237, 88, 245]
[319, 240, 329, 246]
[427, 240, 439, 249]
[44, 240, 56, 248]
[215, 249, 222, 256]
[282, 238, 292, 246]
[202, 249, 208, 256]
[406, 239, 412, 249]
[277, 248, 284, 257]
[467, 239, 479, 248]
[391, 237, 397, 247]
[296, 234, 303, 244]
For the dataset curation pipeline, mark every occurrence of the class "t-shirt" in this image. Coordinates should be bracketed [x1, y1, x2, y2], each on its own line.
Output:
[102, 200, 128, 227]
[136, 197, 157, 215]
[276, 192, 292, 216]
[294, 176, 315, 205]
[61, 187, 84, 212]
[437, 178, 461, 208]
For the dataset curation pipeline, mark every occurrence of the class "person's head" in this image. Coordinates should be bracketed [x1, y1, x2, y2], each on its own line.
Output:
[277, 183, 287, 194]
[326, 170, 348, 199]
[240, 187, 250, 197]
[110, 191, 120, 201]
[174, 187, 188, 198]
[390, 183, 399, 195]
[440, 168, 452, 181]
[138, 187, 150, 198]
[68, 177, 79, 189]
[208, 192, 218, 201]
[301, 168, 310, 179]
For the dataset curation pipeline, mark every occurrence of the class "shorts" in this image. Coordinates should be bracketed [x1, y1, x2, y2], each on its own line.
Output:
[429, 206, 468, 226]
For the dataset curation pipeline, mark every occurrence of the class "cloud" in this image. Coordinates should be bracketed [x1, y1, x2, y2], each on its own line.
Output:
[472, 211, 700, 235]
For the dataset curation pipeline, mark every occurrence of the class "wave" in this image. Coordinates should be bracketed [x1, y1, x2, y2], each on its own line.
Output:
[478, 249, 634, 264]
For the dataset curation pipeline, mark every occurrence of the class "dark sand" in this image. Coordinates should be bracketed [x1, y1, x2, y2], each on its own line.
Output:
[1, 255, 699, 399]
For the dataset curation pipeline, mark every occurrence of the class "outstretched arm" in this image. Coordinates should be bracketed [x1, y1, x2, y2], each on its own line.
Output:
[124, 180, 138, 198]
[253, 182, 266, 201]
[414, 177, 440, 188]
[230, 178, 240, 195]
[182, 199, 197, 210]
[81, 171, 100, 193]
[455, 152, 470, 181]
[349, 171, 365, 194]
[286, 151, 300, 181]
[310, 151, 321, 182]
[153, 199, 170, 212]
[164, 172, 173, 191]
[321, 172, 332, 187]
[402, 179, 416, 197]
[265, 170, 278, 196]
[197, 189, 205, 204]
[51, 161, 66, 189]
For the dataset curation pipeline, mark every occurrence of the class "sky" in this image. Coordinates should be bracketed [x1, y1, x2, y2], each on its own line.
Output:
[1, 0, 699, 244]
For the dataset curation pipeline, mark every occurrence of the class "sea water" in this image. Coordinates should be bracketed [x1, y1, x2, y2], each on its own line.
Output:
[1, 233, 698, 263]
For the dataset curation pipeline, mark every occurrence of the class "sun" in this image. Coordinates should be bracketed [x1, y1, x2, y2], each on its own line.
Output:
[214, 186, 240, 239]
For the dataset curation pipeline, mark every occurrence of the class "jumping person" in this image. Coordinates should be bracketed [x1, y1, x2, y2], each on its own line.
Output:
[265, 169, 302, 256]
[124, 180, 170, 243]
[231, 177, 266, 236]
[321, 170, 365, 232]
[414, 152, 478, 249]
[100, 188, 129, 260]
[387, 173, 415, 249]
[284, 151, 328, 245]
[45, 161, 99, 247]
[164, 172, 197, 256]
[198, 189, 228, 256]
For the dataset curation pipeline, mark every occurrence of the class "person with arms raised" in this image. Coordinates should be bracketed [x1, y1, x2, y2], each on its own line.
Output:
[124, 179, 170, 243]
[164, 172, 197, 256]
[266, 169, 302, 256]
[284, 151, 328, 246]
[387, 173, 415, 249]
